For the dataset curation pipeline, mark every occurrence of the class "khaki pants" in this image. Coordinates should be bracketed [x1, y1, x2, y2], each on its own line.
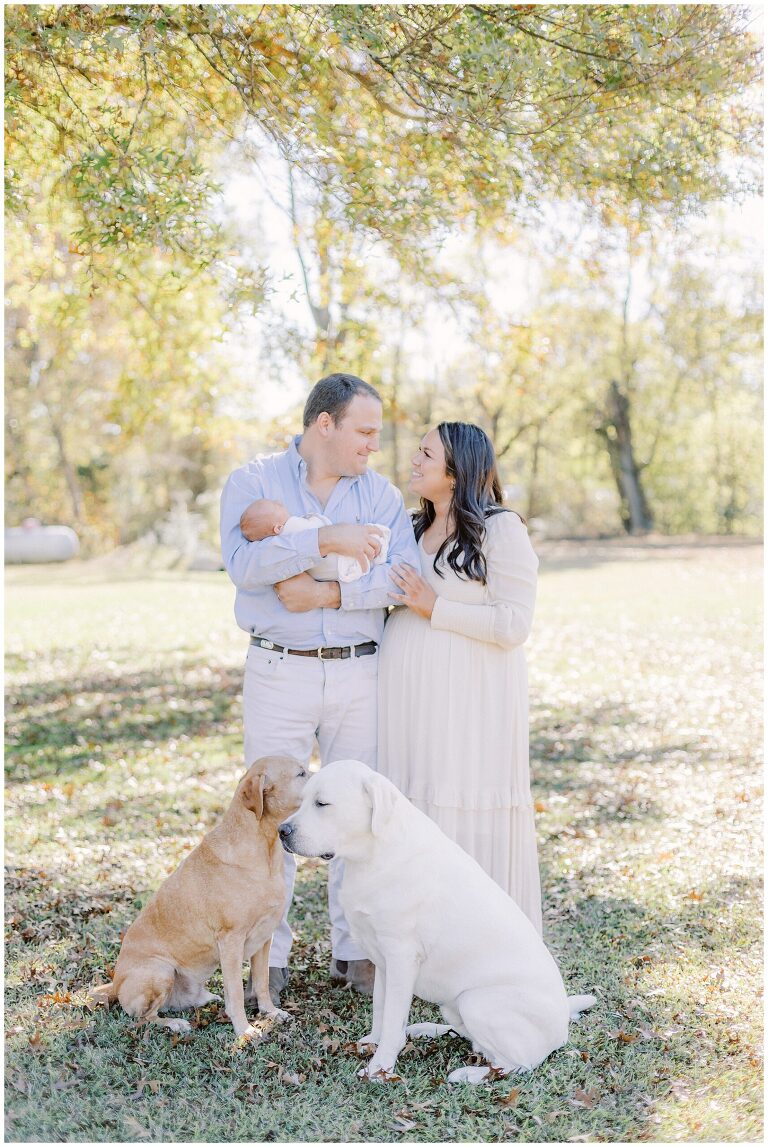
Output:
[243, 641, 378, 965]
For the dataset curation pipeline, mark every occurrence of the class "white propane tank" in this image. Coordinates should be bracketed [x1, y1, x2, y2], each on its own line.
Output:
[5, 521, 80, 564]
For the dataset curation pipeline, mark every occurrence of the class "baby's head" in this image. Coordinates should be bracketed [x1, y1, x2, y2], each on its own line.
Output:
[240, 498, 290, 538]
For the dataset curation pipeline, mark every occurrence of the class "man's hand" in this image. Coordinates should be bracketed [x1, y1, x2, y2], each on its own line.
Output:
[319, 524, 385, 568]
[275, 572, 340, 612]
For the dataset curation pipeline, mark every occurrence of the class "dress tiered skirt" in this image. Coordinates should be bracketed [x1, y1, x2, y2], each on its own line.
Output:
[378, 601, 542, 934]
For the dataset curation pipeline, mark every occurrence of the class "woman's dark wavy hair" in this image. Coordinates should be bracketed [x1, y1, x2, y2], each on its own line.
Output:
[413, 421, 523, 584]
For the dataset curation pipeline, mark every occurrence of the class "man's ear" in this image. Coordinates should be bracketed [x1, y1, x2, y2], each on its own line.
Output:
[363, 773, 398, 837]
[242, 772, 266, 818]
[316, 411, 333, 437]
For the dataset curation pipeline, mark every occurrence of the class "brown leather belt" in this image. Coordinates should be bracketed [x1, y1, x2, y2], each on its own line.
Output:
[250, 636, 377, 660]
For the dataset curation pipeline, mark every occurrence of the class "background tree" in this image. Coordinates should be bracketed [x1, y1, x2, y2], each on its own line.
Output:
[6, 5, 761, 266]
[4, 4, 763, 547]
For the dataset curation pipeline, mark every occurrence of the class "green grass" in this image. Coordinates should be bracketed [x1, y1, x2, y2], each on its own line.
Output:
[5, 541, 763, 1142]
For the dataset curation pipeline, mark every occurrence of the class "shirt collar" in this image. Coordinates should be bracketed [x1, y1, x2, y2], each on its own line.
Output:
[288, 433, 360, 488]
[288, 434, 306, 477]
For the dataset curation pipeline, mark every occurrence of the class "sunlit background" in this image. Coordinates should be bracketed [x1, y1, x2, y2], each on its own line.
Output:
[5, 4, 763, 556]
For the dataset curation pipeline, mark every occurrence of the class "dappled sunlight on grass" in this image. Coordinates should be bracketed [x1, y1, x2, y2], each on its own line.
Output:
[4, 542, 762, 1142]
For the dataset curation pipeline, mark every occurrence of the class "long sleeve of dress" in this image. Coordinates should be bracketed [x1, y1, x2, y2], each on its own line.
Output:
[429, 512, 538, 649]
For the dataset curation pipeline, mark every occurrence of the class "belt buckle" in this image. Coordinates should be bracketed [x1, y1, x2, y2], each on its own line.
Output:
[261, 639, 274, 650]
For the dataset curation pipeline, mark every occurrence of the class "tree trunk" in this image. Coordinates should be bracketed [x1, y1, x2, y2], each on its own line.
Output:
[389, 340, 403, 490]
[526, 422, 542, 521]
[596, 380, 654, 534]
[47, 408, 83, 524]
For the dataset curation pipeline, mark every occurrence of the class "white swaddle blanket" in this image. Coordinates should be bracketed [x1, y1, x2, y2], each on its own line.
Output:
[282, 516, 391, 583]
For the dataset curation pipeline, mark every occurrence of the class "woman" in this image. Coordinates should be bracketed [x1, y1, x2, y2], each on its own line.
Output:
[378, 422, 542, 934]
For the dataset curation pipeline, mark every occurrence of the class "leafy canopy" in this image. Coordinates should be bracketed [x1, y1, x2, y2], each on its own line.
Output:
[5, 4, 762, 270]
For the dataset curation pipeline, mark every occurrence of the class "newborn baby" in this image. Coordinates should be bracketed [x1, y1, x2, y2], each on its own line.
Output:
[240, 498, 390, 583]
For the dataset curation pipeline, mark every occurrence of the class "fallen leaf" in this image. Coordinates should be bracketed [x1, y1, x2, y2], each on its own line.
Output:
[9, 1073, 29, 1095]
[569, 1087, 600, 1108]
[685, 889, 704, 901]
[122, 1115, 151, 1140]
[169, 1032, 193, 1047]
[364, 1067, 402, 1082]
[389, 1116, 417, 1131]
[495, 1087, 520, 1107]
[279, 1071, 305, 1085]
[28, 1031, 44, 1053]
[609, 1028, 639, 1043]
[37, 990, 72, 1008]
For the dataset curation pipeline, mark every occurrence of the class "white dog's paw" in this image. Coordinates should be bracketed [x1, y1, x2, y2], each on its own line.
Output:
[355, 1031, 378, 1051]
[162, 1017, 192, 1034]
[358, 1059, 400, 1082]
[406, 1022, 454, 1040]
[447, 1065, 491, 1084]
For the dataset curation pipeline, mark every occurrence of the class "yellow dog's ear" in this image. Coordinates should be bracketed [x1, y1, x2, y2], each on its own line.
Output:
[242, 772, 266, 818]
[364, 772, 399, 837]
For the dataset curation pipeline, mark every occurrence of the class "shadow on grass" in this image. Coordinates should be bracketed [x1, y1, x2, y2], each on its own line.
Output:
[530, 699, 701, 832]
[5, 863, 136, 962]
[6, 662, 244, 783]
[541, 874, 762, 981]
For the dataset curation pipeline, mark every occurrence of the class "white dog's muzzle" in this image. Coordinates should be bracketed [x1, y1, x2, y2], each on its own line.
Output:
[278, 821, 334, 861]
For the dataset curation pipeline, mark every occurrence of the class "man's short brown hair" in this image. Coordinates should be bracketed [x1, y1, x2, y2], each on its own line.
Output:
[302, 373, 382, 429]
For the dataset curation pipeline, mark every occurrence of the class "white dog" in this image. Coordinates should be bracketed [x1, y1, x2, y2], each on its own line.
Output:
[280, 759, 595, 1083]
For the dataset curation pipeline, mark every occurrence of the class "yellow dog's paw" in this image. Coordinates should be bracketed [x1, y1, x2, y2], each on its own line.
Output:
[162, 1017, 192, 1035]
[261, 1007, 292, 1024]
[233, 1024, 262, 1047]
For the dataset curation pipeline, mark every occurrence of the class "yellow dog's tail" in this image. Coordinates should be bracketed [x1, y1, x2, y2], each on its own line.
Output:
[86, 980, 117, 1007]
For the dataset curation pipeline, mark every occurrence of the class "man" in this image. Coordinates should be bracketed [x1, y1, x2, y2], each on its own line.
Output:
[220, 372, 419, 1003]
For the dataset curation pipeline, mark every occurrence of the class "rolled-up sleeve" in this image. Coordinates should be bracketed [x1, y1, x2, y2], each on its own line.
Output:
[340, 483, 419, 612]
[220, 469, 320, 589]
[429, 513, 538, 648]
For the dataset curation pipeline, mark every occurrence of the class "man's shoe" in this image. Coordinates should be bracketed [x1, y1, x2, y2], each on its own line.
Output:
[268, 966, 289, 1007]
[329, 957, 375, 996]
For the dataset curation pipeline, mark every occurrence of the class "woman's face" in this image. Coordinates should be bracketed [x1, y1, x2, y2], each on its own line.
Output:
[409, 428, 453, 503]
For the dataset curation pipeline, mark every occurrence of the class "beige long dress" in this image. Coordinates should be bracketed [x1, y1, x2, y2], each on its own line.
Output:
[378, 510, 542, 934]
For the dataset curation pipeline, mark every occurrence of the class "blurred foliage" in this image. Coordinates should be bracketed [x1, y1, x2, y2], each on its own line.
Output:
[4, 207, 238, 549]
[6, 4, 762, 253]
[4, 4, 763, 547]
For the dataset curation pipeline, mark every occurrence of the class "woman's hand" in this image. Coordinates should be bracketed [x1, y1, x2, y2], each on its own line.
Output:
[389, 564, 437, 620]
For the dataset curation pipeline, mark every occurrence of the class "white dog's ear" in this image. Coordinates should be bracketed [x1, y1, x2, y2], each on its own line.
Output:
[364, 773, 398, 837]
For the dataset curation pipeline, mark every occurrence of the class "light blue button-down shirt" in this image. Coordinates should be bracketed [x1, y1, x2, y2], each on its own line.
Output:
[220, 436, 419, 647]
